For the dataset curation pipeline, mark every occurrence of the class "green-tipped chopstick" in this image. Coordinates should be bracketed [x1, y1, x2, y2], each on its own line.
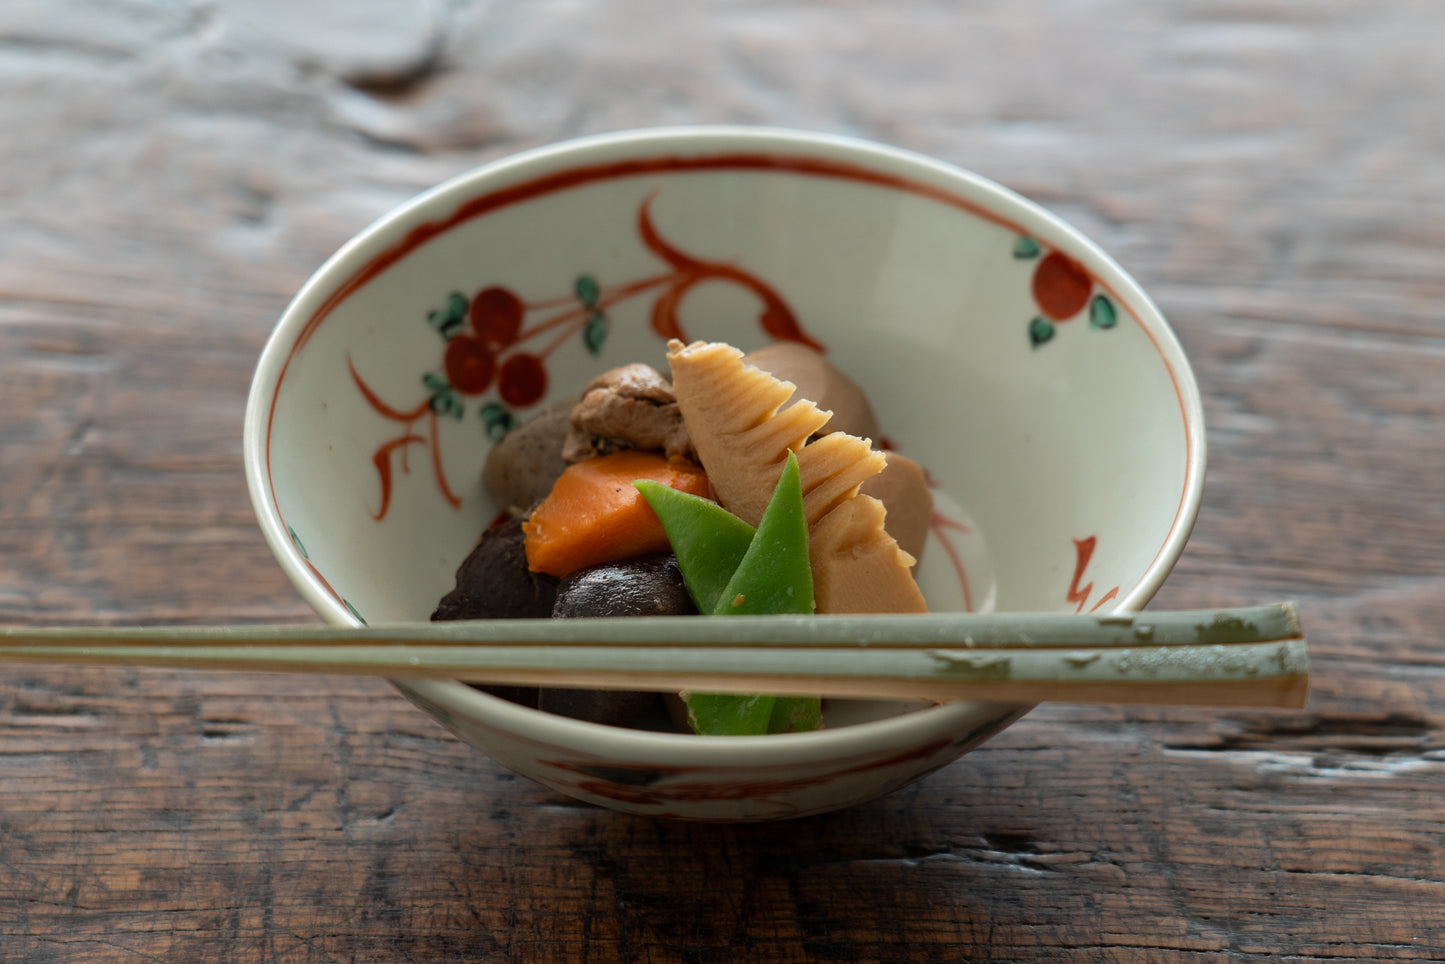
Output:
[0, 604, 1308, 708]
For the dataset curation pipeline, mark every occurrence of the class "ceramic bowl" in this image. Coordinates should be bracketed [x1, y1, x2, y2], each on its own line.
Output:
[243, 126, 1205, 820]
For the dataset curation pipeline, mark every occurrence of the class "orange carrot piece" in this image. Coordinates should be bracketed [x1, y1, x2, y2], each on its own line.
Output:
[522, 450, 710, 578]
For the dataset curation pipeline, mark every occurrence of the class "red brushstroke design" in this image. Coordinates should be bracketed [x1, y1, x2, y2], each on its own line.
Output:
[1067, 535, 1120, 613]
[636, 195, 822, 349]
[349, 194, 822, 520]
[928, 510, 974, 613]
[349, 356, 462, 520]
[265, 150, 1197, 622]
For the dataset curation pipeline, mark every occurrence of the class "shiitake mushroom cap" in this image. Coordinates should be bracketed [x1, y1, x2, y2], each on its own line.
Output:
[434, 536, 698, 727]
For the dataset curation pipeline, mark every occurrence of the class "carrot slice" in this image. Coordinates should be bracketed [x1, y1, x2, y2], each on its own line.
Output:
[522, 450, 710, 578]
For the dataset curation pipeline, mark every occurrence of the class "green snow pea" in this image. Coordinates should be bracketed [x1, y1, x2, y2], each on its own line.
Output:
[635, 451, 821, 736]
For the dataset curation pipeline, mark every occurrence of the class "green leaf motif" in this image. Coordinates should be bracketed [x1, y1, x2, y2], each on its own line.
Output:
[342, 598, 367, 624]
[480, 402, 516, 441]
[427, 382, 463, 419]
[575, 274, 601, 309]
[1014, 236, 1042, 260]
[1028, 317, 1055, 348]
[583, 311, 608, 355]
[1089, 294, 1118, 330]
[287, 525, 309, 560]
[427, 292, 468, 339]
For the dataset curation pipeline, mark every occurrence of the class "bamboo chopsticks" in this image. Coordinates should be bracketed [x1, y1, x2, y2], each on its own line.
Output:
[0, 604, 1307, 708]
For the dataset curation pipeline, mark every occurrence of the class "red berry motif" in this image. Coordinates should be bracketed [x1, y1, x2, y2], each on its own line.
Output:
[498, 352, 547, 408]
[444, 335, 495, 394]
[470, 285, 525, 349]
[351, 194, 827, 524]
[1031, 251, 1092, 321]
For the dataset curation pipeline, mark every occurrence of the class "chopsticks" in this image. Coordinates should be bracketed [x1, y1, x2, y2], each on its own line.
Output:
[0, 604, 1308, 708]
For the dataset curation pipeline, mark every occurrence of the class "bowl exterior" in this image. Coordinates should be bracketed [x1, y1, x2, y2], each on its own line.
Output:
[399, 680, 1028, 820]
[244, 126, 1205, 818]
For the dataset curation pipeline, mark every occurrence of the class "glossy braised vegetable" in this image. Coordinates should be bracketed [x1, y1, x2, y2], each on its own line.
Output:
[441, 341, 929, 734]
[521, 449, 709, 578]
[641, 451, 822, 735]
[538, 553, 699, 726]
[666, 340, 925, 614]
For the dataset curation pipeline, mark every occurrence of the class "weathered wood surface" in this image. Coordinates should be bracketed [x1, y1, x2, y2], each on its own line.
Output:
[2, 1, 1442, 960]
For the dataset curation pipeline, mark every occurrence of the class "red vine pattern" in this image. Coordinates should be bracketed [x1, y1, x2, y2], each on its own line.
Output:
[345, 197, 1116, 615]
[1067, 535, 1120, 613]
[347, 356, 462, 520]
[266, 150, 1197, 634]
[348, 194, 822, 521]
[928, 511, 975, 614]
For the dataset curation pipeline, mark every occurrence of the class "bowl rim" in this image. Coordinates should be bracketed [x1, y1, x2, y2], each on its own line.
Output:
[243, 124, 1206, 754]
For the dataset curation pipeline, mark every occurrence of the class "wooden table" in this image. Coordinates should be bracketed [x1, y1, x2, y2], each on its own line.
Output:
[3, 3, 1442, 960]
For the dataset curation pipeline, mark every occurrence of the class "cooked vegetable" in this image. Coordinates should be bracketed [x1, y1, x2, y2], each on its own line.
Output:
[858, 451, 932, 564]
[665, 339, 925, 614]
[665, 340, 866, 527]
[551, 554, 698, 619]
[763, 696, 823, 733]
[684, 693, 774, 736]
[433, 516, 560, 622]
[460, 341, 918, 733]
[522, 449, 710, 578]
[744, 341, 879, 440]
[809, 491, 925, 613]
[542, 553, 698, 727]
[710, 450, 813, 618]
[431, 515, 557, 709]
[641, 451, 821, 735]
[482, 398, 576, 517]
[633, 481, 755, 613]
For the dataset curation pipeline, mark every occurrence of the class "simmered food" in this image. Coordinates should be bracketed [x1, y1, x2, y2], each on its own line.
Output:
[540, 554, 698, 726]
[433, 339, 934, 733]
[551, 554, 697, 619]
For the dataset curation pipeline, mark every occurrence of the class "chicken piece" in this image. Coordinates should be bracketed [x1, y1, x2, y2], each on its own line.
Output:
[561, 363, 694, 462]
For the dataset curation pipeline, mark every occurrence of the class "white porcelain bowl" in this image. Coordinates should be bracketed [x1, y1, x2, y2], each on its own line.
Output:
[243, 126, 1205, 820]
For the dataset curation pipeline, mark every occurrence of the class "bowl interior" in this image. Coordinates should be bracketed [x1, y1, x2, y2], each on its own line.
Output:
[248, 127, 1201, 643]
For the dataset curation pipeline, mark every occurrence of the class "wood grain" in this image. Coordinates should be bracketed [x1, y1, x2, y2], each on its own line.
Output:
[2, 1, 1443, 960]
